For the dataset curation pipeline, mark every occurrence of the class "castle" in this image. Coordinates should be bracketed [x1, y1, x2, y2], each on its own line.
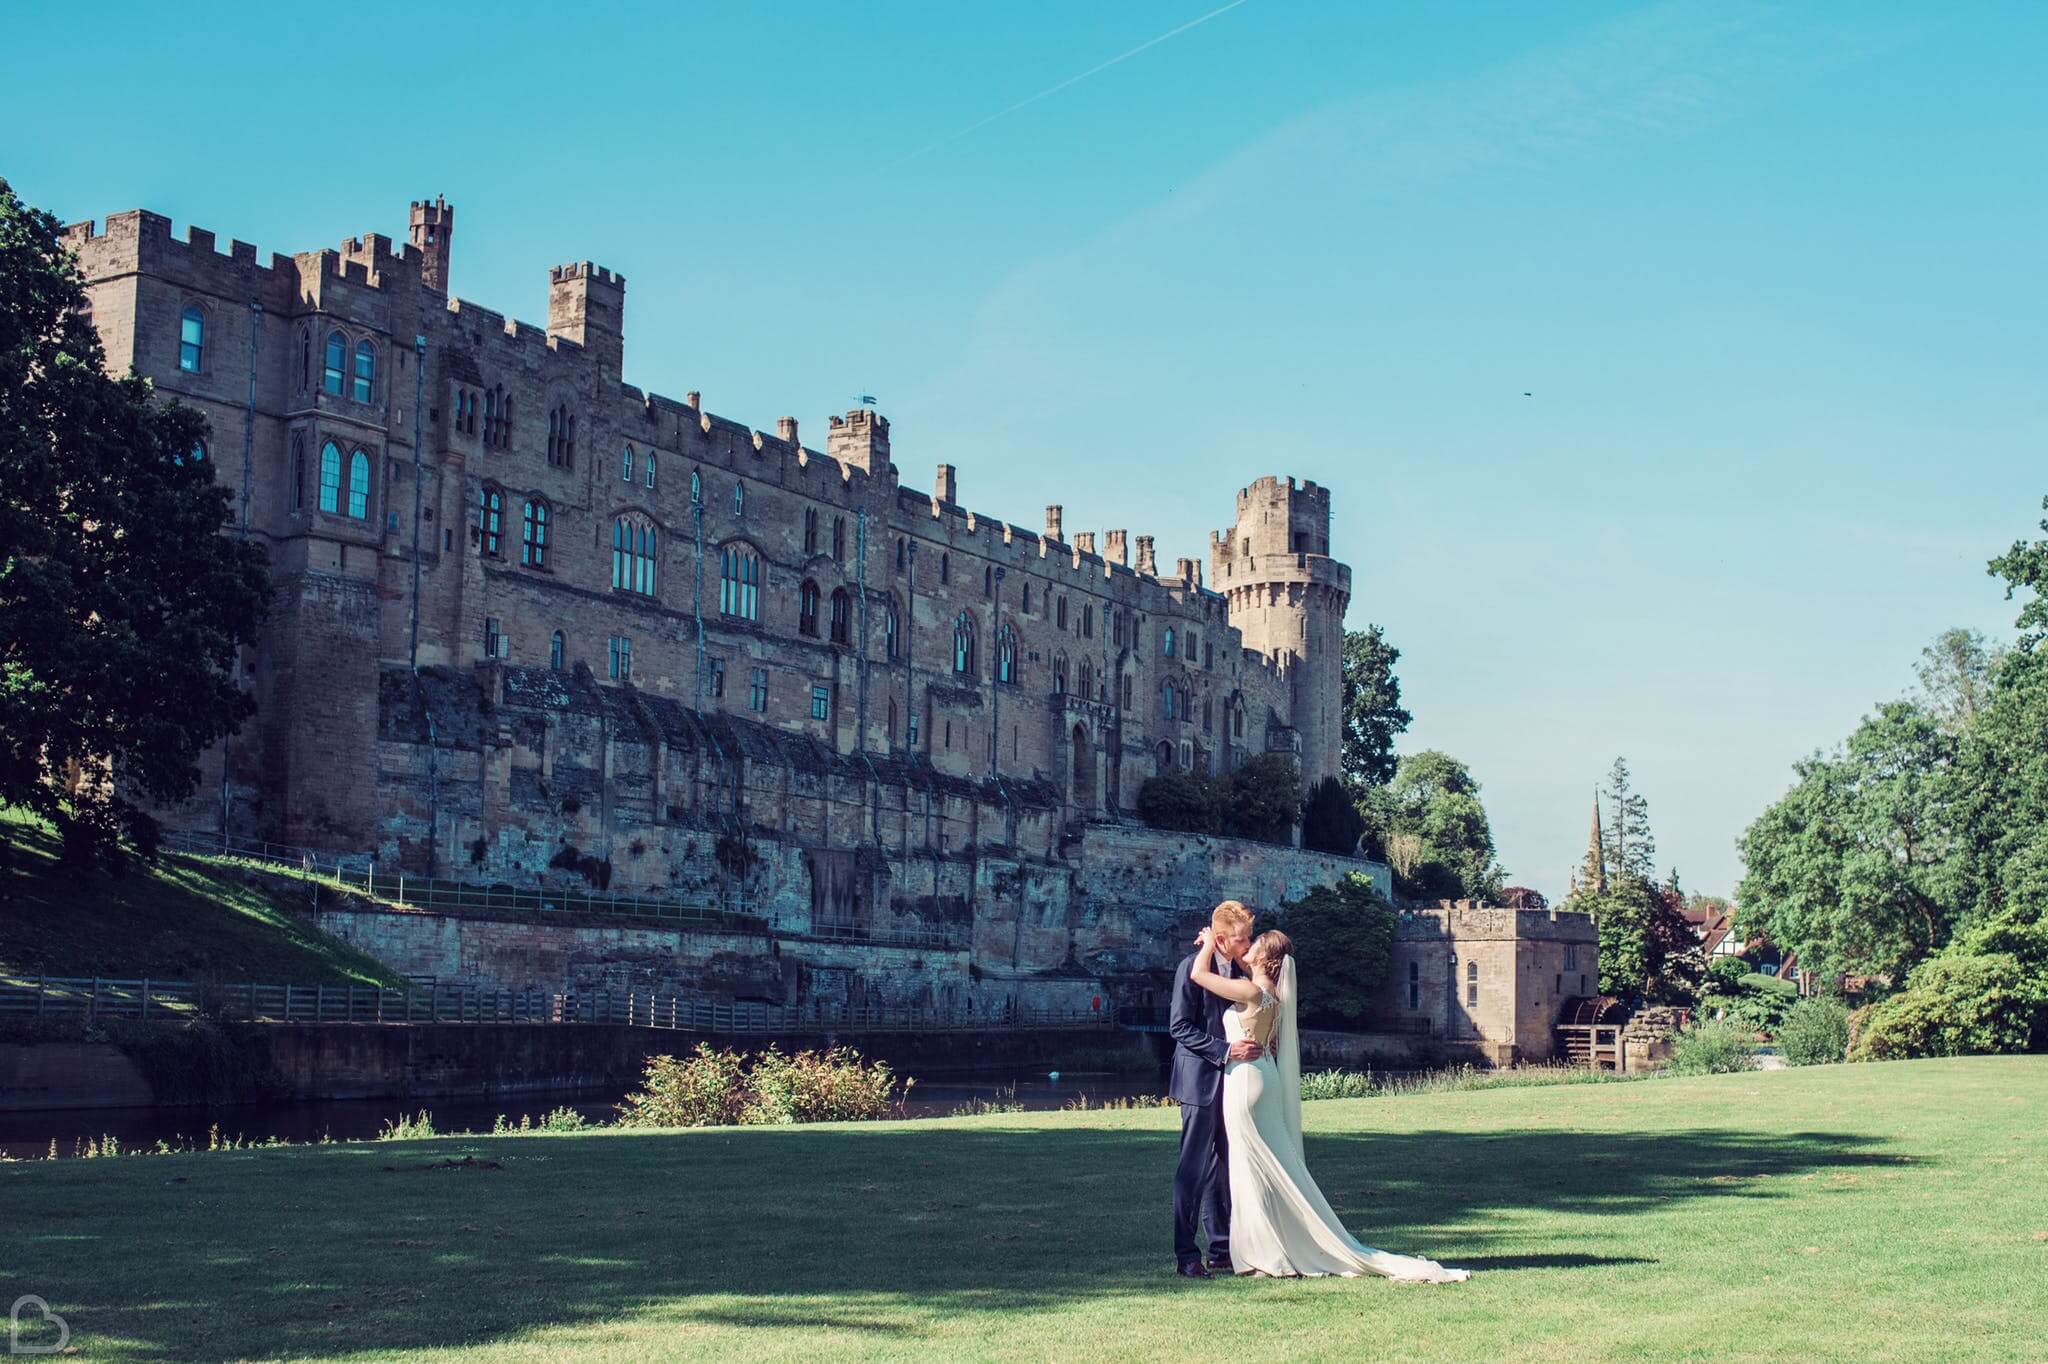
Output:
[62, 197, 1381, 1020]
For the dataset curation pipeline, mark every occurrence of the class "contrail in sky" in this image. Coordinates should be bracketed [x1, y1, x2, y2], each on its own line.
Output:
[895, 0, 1256, 164]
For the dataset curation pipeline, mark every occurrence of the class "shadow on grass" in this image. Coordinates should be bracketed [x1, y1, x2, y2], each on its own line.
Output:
[2, 1120, 1906, 1357]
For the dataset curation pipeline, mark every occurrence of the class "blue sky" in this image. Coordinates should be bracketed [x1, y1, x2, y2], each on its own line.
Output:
[7, 1, 2045, 898]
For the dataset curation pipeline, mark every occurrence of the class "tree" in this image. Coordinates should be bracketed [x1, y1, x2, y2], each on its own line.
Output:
[1576, 875, 1704, 1005]
[1224, 754, 1302, 845]
[1271, 873, 1397, 1030]
[1737, 701, 1972, 985]
[1915, 627, 2004, 734]
[1600, 757, 1656, 885]
[0, 178, 270, 865]
[1340, 625, 1411, 795]
[1380, 751, 1504, 903]
[1134, 769, 1224, 835]
[1300, 775, 1365, 856]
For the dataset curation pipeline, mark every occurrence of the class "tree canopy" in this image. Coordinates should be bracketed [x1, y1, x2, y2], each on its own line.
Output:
[1340, 625, 1410, 794]
[1368, 750, 1503, 903]
[1271, 873, 1397, 1030]
[0, 178, 270, 864]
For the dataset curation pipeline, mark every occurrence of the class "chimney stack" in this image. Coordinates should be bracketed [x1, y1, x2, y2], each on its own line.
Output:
[685, 391, 700, 410]
[1105, 530, 1129, 565]
[934, 464, 957, 503]
[776, 416, 798, 444]
[1135, 535, 1157, 576]
[1075, 532, 1097, 555]
[1045, 505, 1064, 542]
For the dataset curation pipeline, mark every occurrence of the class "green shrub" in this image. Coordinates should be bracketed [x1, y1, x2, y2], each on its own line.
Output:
[1134, 769, 1224, 834]
[1668, 1020, 1757, 1075]
[1226, 754, 1303, 844]
[615, 1044, 906, 1128]
[1300, 777, 1366, 856]
[1299, 1069, 1376, 1100]
[1701, 972, 1801, 1033]
[1273, 874, 1396, 1030]
[1778, 996, 1852, 1065]
[1849, 953, 2047, 1061]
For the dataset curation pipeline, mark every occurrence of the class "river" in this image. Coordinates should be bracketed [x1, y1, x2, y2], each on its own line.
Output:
[0, 1068, 1172, 1159]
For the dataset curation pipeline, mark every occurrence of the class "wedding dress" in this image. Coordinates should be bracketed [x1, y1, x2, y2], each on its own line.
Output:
[1222, 958, 1470, 1282]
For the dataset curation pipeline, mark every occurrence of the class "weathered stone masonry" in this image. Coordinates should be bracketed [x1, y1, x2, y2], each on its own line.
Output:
[65, 196, 1374, 1016]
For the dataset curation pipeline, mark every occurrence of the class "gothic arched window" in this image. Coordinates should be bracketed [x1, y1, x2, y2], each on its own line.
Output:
[352, 339, 375, 402]
[884, 599, 900, 659]
[347, 450, 370, 519]
[1163, 626, 1176, 658]
[829, 588, 852, 645]
[997, 625, 1017, 684]
[318, 441, 341, 513]
[612, 515, 657, 596]
[952, 612, 976, 676]
[1053, 652, 1068, 694]
[719, 543, 761, 620]
[799, 580, 821, 637]
[521, 499, 549, 567]
[550, 630, 565, 671]
[478, 485, 503, 556]
[323, 331, 346, 395]
[179, 305, 204, 372]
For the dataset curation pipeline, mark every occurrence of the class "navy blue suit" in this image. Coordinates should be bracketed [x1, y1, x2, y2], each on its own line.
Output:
[1168, 949, 1239, 1267]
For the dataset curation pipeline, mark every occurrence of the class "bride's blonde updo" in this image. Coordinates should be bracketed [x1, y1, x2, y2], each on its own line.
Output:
[1249, 929, 1293, 977]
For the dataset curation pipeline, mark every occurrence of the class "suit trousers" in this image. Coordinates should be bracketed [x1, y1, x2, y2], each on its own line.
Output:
[1173, 1096, 1231, 1265]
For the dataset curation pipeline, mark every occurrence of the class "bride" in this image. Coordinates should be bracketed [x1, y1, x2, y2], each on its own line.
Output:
[1190, 926, 1471, 1283]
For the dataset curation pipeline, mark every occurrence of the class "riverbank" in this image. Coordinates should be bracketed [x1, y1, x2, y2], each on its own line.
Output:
[4, 1057, 2042, 1360]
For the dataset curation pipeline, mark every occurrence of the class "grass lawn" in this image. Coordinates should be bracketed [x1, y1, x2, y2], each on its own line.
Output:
[0, 811, 405, 987]
[4, 1057, 2044, 1362]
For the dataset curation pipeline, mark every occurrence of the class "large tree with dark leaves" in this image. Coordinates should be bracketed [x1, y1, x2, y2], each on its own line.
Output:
[0, 178, 270, 865]
[1340, 625, 1411, 795]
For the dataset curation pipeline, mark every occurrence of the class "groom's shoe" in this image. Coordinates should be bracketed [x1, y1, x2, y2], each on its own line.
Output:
[1205, 1256, 1234, 1274]
[1174, 1261, 1213, 1280]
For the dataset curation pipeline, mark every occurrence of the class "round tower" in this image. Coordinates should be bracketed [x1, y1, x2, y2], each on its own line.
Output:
[1210, 477, 1351, 789]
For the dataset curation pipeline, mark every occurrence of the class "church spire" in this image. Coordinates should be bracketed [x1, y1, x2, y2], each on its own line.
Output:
[1573, 791, 1608, 898]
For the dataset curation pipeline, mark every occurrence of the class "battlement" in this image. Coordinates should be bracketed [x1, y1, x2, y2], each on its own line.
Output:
[550, 261, 624, 289]
[1397, 901, 1600, 942]
[62, 210, 297, 282]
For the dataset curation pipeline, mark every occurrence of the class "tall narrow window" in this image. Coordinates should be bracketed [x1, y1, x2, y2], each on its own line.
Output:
[1022, 584, 1032, 614]
[810, 685, 831, 721]
[829, 589, 852, 645]
[612, 516, 657, 596]
[1113, 611, 1124, 648]
[707, 657, 726, 698]
[1466, 960, 1479, 1007]
[1161, 681, 1177, 720]
[484, 617, 501, 658]
[645, 452, 657, 489]
[940, 553, 950, 584]
[1053, 653, 1068, 694]
[734, 482, 745, 516]
[608, 635, 632, 680]
[347, 450, 370, 519]
[521, 499, 549, 566]
[833, 517, 846, 562]
[952, 612, 975, 676]
[323, 331, 346, 395]
[983, 565, 993, 596]
[1163, 626, 1176, 658]
[799, 580, 820, 636]
[352, 340, 375, 402]
[1057, 597, 1068, 629]
[719, 544, 761, 620]
[484, 388, 498, 444]
[179, 306, 203, 372]
[1408, 960, 1420, 1011]
[748, 667, 768, 713]
[622, 445, 634, 483]
[550, 630, 565, 671]
[884, 601, 899, 660]
[298, 329, 310, 390]
[1079, 659, 1093, 699]
[690, 470, 702, 504]
[804, 509, 818, 554]
[895, 538, 906, 572]
[1083, 605, 1094, 638]
[319, 441, 341, 513]
[478, 486, 503, 556]
[289, 433, 305, 512]
[997, 626, 1017, 684]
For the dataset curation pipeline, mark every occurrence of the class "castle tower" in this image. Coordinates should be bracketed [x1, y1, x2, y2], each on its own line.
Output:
[1210, 477, 1351, 788]
[826, 407, 892, 475]
[547, 261, 625, 375]
[408, 195, 453, 293]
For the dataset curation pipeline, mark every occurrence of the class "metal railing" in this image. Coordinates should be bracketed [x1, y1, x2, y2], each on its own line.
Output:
[0, 976, 1115, 1033]
[795, 921, 970, 952]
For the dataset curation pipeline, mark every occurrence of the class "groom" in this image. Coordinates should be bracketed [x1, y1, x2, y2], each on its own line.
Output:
[1167, 900, 1263, 1279]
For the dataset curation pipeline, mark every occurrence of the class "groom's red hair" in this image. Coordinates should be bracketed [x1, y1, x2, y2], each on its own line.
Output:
[1211, 901, 1254, 934]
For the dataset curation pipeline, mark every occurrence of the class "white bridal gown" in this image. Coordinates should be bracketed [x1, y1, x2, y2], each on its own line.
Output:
[1222, 958, 1471, 1283]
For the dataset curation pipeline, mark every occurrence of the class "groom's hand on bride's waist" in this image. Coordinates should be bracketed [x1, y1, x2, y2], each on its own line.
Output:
[1227, 1040, 1264, 1062]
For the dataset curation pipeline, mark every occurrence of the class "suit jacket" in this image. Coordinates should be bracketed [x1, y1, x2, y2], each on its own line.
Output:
[1167, 951, 1240, 1106]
